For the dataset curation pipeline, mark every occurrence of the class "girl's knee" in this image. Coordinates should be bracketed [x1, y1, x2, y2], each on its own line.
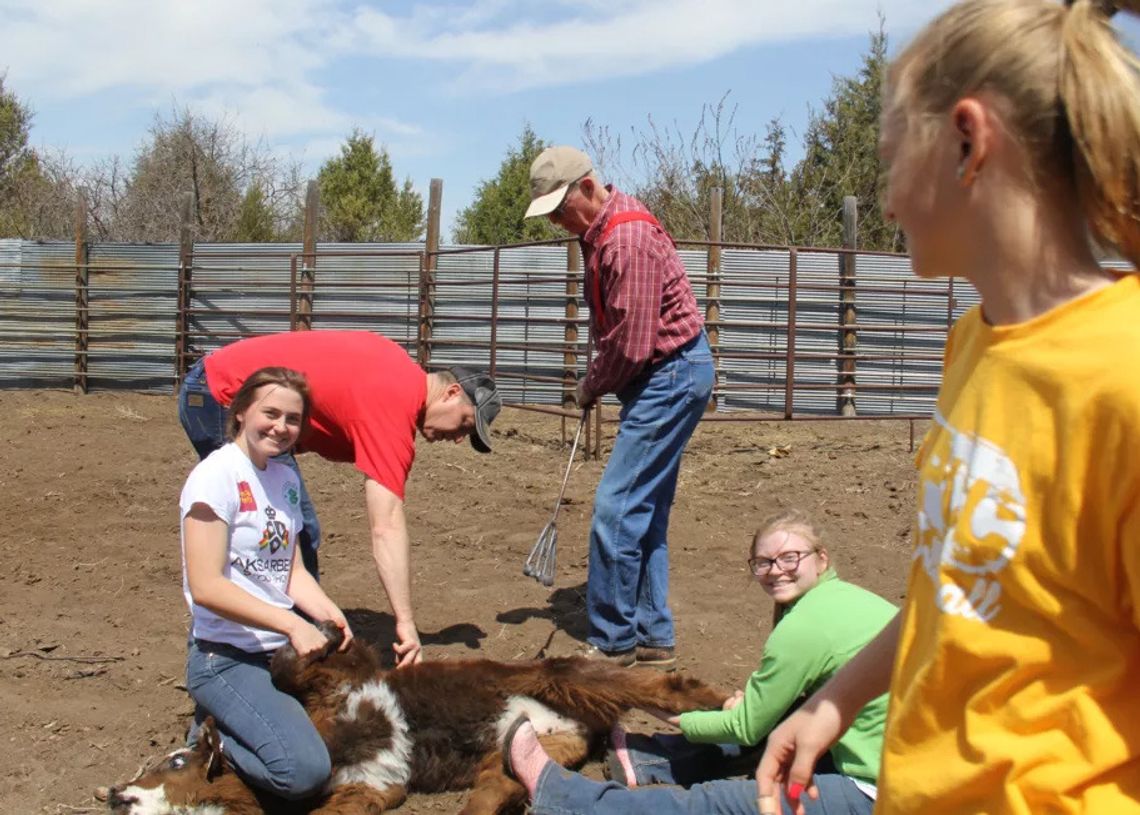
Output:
[272, 742, 331, 800]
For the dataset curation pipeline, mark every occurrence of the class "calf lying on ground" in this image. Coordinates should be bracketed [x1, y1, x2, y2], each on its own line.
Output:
[106, 622, 727, 814]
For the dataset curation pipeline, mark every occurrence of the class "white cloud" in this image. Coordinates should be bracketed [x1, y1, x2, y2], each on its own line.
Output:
[0, 0, 336, 95]
[0, 0, 945, 163]
[347, 0, 944, 92]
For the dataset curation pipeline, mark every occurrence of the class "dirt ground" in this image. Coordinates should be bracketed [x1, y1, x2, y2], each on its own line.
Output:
[0, 389, 922, 814]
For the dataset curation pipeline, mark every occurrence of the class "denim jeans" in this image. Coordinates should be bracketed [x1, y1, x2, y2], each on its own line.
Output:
[617, 732, 766, 787]
[532, 765, 874, 815]
[587, 332, 714, 652]
[185, 639, 330, 800]
[620, 732, 838, 788]
[177, 357, 321, 579]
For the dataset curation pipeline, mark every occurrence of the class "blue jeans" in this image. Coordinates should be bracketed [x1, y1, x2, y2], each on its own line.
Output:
[177, 358, 321, 579]
[620, 732, 837, 788]
[186, 639, 330, 800]
[587, 332, 714, 652]
[532, 765, 874, 815]
[619, 733, 765, 787]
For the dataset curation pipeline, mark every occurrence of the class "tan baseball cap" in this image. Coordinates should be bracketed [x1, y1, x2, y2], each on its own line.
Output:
[524, 146, 593, 218]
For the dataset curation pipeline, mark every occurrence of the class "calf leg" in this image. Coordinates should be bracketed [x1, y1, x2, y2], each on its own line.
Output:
[310, 782, 407, 814]
[639, 672, 730, 715]
[459, 731, 592, 815]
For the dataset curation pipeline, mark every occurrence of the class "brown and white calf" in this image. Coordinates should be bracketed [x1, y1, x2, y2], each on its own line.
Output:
[106, 623, 727, 814]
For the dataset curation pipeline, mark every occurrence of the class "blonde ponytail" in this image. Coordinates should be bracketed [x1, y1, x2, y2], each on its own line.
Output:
[1060, 0, 1140, 267]
[889, 0, 1140, 268]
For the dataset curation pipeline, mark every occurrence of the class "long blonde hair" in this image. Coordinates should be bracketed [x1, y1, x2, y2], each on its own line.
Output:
[887, 0, 1140, 267]
[751, 510, 829, 626]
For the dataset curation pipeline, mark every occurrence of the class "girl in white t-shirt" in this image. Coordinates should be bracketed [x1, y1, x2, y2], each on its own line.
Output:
[180, 366, 352, 800]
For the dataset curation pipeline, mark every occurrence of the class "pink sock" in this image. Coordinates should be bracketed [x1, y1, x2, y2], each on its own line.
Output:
[507, 720, 552, 797]
[609, 725, 638, 788]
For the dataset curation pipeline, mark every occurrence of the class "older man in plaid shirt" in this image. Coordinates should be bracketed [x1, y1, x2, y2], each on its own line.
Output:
[526, 146, 714, 670]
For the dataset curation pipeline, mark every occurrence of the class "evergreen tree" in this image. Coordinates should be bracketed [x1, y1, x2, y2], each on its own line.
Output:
[232, 183, 278, 242]
[787, 19, 901, 250]
[0, 73, 32, 190]
[317, 130, 424, 242]
[453, 125, 561, 245]
[0, 78, 81, 239]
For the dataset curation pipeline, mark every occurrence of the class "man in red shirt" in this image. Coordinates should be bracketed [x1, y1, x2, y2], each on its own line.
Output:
[177, 330, 501, 667]
[525, 146, 713, 670]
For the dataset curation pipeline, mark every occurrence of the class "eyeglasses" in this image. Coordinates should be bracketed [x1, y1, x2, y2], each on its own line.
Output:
[550, 181, 579, 221]
[747, 550, 816, 576]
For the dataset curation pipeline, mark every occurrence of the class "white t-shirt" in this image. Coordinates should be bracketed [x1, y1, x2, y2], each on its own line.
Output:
[179, 443, 304, 652]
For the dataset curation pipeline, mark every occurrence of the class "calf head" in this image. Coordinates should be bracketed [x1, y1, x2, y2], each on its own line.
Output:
[106, 717, 248, 814]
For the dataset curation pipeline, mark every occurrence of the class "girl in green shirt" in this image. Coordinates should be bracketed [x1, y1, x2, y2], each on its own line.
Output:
[609, 510, 896, 801]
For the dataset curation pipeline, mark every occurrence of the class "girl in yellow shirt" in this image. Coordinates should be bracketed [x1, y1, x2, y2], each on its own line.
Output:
[756, 2, 1140, 814]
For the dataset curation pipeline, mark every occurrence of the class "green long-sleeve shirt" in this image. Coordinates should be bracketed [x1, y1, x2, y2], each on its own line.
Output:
[678, 570, 896, 784]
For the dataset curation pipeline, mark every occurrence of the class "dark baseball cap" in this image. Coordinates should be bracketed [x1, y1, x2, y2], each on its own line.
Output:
[449, 366, 501, 453]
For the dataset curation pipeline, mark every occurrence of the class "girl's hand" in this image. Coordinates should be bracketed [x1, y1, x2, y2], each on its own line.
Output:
[723, 689, 745, 711]
[755, 700, 843, 815]
[288, 620, 331, 658]
[327, 609, 354, 651]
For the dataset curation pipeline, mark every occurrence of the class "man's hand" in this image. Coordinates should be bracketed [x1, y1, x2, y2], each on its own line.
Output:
[393, 618, 422, 667]
[574, 381, 595, 409]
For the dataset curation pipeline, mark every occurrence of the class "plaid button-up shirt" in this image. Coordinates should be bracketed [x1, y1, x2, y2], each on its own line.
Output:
[579, 187, 704, 401]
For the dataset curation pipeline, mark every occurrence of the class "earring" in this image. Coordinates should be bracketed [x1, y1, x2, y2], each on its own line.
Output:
[956, 164, 966, 180]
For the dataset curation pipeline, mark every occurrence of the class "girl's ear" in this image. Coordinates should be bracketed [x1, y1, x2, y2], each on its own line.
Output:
[817, 547, 830, 570]
[951, 97, 990, 185]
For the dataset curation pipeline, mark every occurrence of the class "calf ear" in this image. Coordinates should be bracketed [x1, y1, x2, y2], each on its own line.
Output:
[197, 716, 226, 781]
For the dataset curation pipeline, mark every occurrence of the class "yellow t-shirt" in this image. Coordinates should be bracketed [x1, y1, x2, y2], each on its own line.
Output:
[877, 274, 1140, 815]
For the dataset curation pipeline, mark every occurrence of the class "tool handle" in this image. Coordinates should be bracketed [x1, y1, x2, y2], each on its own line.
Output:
[550, 409, 589, 518]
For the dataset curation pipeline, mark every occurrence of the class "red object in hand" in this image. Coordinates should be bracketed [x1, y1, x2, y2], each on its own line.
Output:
[788, 782, 805, 801]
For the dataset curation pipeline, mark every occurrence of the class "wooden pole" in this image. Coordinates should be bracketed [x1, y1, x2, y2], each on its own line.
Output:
[73, 188, 89, 394]
[784, 248, 798, 419]
[837, 196, 858, 416]
[419, 178, 442, 366]
[175, 191, 195, 385]
[297, 180, 319, 331]
[705, 187, 722, 412]
[564, 241, 581, 410]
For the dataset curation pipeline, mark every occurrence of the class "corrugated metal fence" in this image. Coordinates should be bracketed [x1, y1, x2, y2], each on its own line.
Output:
[1, 236, 996, 417]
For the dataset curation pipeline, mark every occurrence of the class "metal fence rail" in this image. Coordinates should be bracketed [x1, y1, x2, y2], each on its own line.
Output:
[0, 237, 982, 425]
[29, 240, 1139, 426]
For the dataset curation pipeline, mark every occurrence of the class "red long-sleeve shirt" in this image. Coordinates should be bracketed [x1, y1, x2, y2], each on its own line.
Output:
[579, 187, 704, 400]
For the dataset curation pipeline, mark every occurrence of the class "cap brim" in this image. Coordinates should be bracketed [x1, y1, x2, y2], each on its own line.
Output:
[524, 184, 570, 219]
[470, 408, 492, 454]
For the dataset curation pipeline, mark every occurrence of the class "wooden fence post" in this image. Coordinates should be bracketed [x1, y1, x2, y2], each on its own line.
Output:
[175, 191, 195, 385]
[72, 191, 88, 394]
[705, 187, 722, 412]
[837, 196, 858, 416]
[73, 188, 89, 394]
[297, 180, 319, 331]
[785, 247, 798, 419]
[565, 242, 581, 410]
[419, 178, 442, 366]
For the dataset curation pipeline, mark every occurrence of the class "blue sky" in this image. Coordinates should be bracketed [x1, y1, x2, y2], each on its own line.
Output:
[2, 1, 1137, 237]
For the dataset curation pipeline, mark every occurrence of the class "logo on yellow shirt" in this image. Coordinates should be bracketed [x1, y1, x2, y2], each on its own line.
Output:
[914, 412, 1026, 623]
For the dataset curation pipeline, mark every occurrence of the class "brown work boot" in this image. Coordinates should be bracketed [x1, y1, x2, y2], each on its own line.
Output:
[580, 645, 636, 667]
[635, 645, 677, 671]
